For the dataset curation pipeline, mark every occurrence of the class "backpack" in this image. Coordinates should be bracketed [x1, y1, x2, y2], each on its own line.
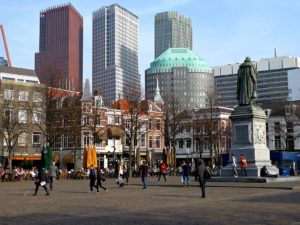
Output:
[204, 168, 212, 180]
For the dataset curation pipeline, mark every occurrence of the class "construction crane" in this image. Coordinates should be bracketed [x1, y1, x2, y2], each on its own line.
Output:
[0, 24, 12, 67]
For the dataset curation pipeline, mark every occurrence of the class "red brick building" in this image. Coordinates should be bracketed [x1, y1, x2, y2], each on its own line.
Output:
[35, 3, 83, 92]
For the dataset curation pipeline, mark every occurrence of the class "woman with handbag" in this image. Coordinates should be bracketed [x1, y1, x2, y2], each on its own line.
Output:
[33, 167, 50, 196]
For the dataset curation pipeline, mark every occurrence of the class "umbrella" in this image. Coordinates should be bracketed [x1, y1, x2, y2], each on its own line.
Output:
[92, 145, 98, 168]
[87, 146, 93, 168]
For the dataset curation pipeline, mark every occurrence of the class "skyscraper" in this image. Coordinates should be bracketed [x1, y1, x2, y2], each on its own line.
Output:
[155, 11, 192, 59]
[35, 3, 83, 92]
[93, 4, 140, 106]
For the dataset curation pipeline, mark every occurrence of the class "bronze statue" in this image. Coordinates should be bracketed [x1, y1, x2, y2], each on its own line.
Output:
[237, 57, 257, 105]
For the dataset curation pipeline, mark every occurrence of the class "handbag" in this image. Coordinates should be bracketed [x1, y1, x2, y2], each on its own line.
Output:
[204, 168, 212, 180]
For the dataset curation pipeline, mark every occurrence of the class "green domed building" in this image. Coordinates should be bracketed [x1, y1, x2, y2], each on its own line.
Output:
[145, 48, 214, 111]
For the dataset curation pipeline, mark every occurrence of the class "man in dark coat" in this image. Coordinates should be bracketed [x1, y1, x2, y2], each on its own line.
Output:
[33, 167, 50, 196]
[89, 165, 98, 192]
[197, 159, 206, 198]
[138, 161, 149, 189]
[95, 166, 108, 192]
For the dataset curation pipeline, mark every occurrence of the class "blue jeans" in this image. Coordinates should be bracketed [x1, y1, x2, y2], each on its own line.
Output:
[183, 175, 189, 185]
[199, 179, 206, 197]
[142, 176, 148, 189]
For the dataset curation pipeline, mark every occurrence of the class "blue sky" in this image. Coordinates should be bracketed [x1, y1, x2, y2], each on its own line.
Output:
[1, 0, 300, 89]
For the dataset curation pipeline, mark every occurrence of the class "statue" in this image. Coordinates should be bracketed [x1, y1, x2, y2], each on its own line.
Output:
[237, 57, 257, 105]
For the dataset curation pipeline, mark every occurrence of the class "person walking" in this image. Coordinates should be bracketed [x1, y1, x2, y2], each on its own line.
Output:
[123, 163, 129, 184]
[89, 165, 98, 192]
[138, 161, 149, 189]
[181, 160, 191, 187]
[48, 162, 58, 191]
[158, 160, 167, 182]
[96, 166, 108, 192]
[197, 159, 206, 198]
[231, 154, 238, 177]
[240, 154, 247, 177]
[33, 167, 50, 196]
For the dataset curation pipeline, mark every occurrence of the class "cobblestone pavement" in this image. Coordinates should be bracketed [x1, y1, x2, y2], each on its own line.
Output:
[1, 177, 300, 225]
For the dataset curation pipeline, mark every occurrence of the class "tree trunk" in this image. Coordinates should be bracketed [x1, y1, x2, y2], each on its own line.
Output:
[128, 138, 134, 178]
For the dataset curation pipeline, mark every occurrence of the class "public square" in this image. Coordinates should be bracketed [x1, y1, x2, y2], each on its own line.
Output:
[1, 177, 300, 225]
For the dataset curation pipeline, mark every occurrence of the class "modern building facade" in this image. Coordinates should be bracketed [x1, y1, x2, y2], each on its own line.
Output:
[0, 57, 8, 67]
[0, 66, 46, 168]
[35, 3, 83, 92]
[145, 48, 214, 112]
[155, 12, 192, 59]
[214, 56, 300, 108]
[92, 4, 140, 106]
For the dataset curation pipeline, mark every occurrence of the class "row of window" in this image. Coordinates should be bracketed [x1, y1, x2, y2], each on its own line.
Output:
[3, 132, 41, 146]
[4, 89, 42, 102]
[4, 108, 41, 124]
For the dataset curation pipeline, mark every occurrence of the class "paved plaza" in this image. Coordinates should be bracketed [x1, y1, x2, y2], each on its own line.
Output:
[1, 177, 300, 225]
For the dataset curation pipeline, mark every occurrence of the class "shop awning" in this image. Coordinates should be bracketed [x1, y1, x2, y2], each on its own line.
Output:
[11, 155, 41, 161]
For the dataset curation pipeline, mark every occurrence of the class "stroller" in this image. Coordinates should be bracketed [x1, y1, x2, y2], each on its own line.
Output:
[116, 176, 124, 187]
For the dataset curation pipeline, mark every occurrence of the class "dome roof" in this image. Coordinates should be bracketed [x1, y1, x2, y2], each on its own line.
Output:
[146, 48, 212, 74]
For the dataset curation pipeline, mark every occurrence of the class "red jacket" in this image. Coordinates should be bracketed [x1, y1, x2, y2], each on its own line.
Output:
[240, 156, 247, 168]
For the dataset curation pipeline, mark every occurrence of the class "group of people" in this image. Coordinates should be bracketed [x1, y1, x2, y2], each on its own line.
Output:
[135, 159, 208, 198]
[231, 154, 248, 177]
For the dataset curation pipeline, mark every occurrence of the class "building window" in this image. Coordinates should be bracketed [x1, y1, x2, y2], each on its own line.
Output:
[62, 134, 68, 148]
[156, 119, 161, 130]
[149, 136, 153, 148]
[115, 117, 120, 125]
[141, 134, 146, 148]
[274, 122, 280, 133]
[83, 133, 90, 146]
[4, 107, 13, 122]
[221, 121, 226, 131]
[4, 89, 14, 100]
[33, 92, 42, 102]
[19, 91, 28, 101]
[179, 139, 184, 148]
[33, 111, 41, 124]
[186, 126, 191, 133]
[62, 117, 68, 126]
[96, 115, 101, 126]
[84, 115, 90, 125]
[186, 139, 191, 148]
[221, 136, 226, 149]
[33, 132, 41, 146]
[275, 136, 281, 150]
[18, 132, 27, 145]
[149, 121, 152, 130]
[155, 136, 160, 148]
[108, 115, 114, 124]
[18, 109, 27, 123]
[3, 132, 9, 146]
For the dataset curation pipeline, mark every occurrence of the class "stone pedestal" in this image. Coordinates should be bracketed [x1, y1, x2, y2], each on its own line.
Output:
[222, 105, 278, 177]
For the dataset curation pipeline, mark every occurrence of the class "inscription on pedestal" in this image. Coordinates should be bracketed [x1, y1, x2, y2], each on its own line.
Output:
[235, 125, 249, 143]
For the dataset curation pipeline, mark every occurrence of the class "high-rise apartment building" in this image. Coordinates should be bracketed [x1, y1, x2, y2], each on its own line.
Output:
[92, 4, 140, 106]
[214, 56, 300, 108]
[0, 57, 8, 67]
[155, 12, 192, 59]
[35, 3, 83, 92]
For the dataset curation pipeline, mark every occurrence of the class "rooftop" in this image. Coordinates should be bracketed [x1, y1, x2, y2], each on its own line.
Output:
[146, 48, 212, 74]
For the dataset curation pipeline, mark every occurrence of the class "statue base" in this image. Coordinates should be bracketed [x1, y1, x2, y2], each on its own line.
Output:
[222, 105, 279, 177]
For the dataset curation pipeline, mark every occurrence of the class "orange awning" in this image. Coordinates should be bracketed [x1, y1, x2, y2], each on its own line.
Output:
[11, 156, 41, 161]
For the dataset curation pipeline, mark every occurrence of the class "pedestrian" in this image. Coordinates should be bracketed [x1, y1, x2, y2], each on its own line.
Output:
[123, 163, 129, 184]
[89, 165, 98, 192]
[181, 160, 191, 187]
[158, 160, 167, 182]
[48, 162, 58, 190]
[240, 154, 247, 177]
[138, 161, 149, 189]
[197, 159, 206, 198]
[33, 167, 50, 196]
[96, 166, 108, 192]
[231, 154, 238, 177]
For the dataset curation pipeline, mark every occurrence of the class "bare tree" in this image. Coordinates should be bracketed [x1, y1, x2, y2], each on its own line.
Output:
[163, 95, 182, 171]
[0, 99, 22, 171]
[117, 90, 148, 177]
